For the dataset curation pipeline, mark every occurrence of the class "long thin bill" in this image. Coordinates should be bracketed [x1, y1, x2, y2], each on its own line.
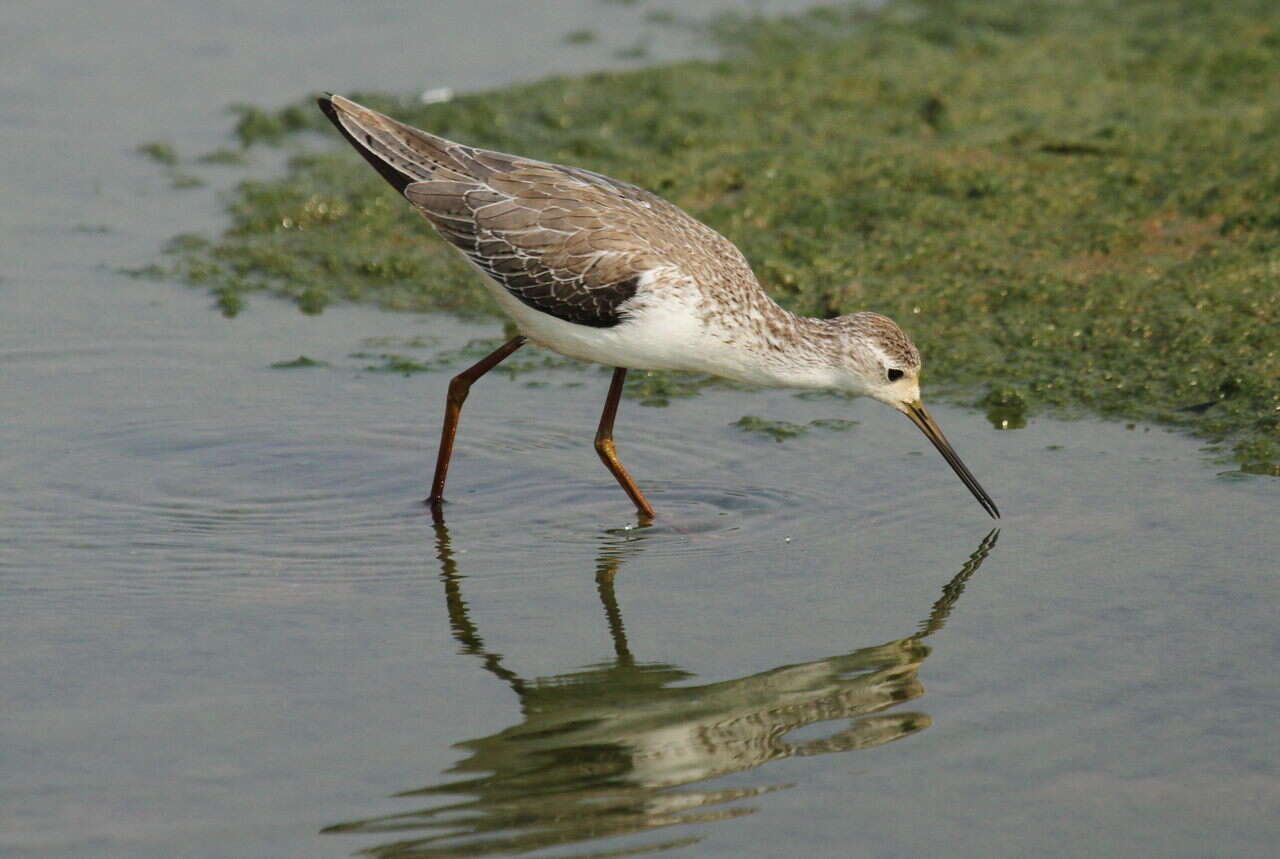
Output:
[903, 401, 1000, 519]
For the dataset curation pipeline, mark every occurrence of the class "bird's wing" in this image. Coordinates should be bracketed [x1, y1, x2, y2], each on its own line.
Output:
[319, 94, 749, 327]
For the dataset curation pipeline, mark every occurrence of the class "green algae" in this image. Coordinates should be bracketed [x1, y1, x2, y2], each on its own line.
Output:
[270, 355, 328, 369]
[808, 418, 859, 432]
[734, 415, 809, 442]
[614, 40, 650, 60]
[136, 141, 205, 189]
[734, 415, 860, 442]
[621, 368, 750, 406]
[198, 147, 249, 166]
[137, 140, 178, 166]
[168, 171, 205, 190]
[361, 353, 435, 376]
[151, 0, 1279, 469]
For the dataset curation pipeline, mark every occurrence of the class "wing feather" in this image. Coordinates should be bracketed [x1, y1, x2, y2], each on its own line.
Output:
[320, 94, 754, 328]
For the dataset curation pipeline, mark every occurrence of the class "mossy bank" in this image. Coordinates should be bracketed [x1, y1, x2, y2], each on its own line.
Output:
[148, 0, 1279, 471]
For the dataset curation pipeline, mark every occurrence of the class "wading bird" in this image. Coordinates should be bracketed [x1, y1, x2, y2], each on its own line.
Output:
[318, 95, 999, 520]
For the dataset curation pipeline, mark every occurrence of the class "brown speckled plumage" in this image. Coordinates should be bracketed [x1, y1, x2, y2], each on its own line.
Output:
[318, 94, 1000, 520]
[321, 95, 771, 330]
[838, 312, 922, 370]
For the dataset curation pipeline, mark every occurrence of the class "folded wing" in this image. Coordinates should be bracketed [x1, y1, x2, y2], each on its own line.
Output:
[320, 94, 744, 328]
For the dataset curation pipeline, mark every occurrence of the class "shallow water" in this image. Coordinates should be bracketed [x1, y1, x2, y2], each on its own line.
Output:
[3, 1, 1278, 857]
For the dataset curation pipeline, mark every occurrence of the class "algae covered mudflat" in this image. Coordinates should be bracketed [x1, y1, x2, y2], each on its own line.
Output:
[150, 0, 1278, 469]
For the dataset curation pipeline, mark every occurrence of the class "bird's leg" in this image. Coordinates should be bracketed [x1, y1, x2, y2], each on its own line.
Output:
[426, 336, 527, 508]
[594, 368, 656, 520]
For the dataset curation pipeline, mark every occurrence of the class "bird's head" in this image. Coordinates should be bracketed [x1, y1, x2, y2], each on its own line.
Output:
[832, 312, 1000, 519]
[831, 312, 922, 405]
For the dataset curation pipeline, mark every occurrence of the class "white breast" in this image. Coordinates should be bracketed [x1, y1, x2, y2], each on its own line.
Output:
[481, 266, 709, 371]
[476, 264, 841, 390]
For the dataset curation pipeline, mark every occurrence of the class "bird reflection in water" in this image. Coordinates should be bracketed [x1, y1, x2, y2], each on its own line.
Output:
[323, 527, 1000, 856]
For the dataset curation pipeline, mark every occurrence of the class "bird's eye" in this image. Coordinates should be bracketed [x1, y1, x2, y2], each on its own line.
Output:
[887, 368, 904, 382]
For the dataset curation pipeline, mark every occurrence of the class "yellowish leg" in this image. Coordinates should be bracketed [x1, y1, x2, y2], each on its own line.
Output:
[594, 368, 656, 520]
[426, 336, 526, 509]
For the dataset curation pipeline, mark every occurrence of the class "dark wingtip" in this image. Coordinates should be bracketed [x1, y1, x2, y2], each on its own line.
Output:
[316, 94, 337, 124]
[314, 93, 413, 194]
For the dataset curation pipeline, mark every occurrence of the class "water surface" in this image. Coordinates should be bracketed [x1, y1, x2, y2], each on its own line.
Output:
[3, 1, 1277, 857]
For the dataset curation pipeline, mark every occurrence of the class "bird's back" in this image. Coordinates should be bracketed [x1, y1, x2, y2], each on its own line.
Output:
[320, 95, 759, 329]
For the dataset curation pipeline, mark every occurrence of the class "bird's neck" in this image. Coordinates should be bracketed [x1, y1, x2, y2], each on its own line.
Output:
[719, 294, 845, 389]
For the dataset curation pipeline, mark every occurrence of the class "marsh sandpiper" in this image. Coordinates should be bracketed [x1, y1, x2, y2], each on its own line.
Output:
[319, 95, 999, 521]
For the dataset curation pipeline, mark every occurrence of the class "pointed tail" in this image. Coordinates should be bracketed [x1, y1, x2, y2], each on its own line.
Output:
[317, 94, 470, 193]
